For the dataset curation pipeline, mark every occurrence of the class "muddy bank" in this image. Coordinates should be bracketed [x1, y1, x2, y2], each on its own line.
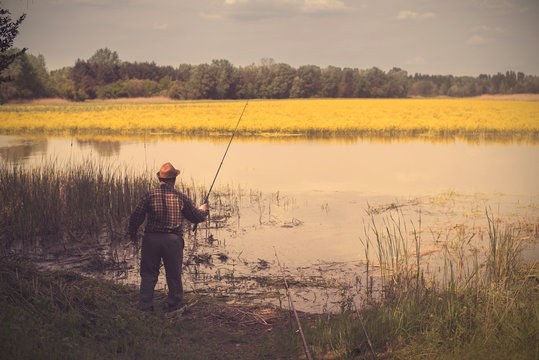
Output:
[0, 257, 305, 360]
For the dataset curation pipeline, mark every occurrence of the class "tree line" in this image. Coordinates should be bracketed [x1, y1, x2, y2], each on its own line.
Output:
[1, 47, 538, 102]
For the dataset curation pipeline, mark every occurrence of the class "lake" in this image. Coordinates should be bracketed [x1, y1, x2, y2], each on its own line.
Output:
[1, 134, 538, 312]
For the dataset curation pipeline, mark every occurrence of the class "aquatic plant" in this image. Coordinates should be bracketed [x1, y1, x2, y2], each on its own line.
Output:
[304, 210, 538, 359]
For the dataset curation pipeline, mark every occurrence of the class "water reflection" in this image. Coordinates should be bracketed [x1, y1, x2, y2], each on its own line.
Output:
[1, 134, 538, 196]
[76, 139, 121, 157]
[109, 132, 536, 145]
[0, 136, 48, 162]
[4, 132, 536, 147]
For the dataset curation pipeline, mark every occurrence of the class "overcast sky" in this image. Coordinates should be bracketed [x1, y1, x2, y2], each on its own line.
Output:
[5, 0, 539, 75]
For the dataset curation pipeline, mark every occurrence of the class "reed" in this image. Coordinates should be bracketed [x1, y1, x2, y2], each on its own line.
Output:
[0, 160, 211, 253]
[306, 209, 538, 359]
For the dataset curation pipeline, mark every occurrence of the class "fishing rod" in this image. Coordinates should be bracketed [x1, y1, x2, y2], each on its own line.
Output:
[273, 247, 313, 360]
[193, 100, 248, 233]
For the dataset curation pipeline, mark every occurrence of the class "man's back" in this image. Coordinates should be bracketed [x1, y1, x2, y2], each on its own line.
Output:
[128, 183, 206, 237]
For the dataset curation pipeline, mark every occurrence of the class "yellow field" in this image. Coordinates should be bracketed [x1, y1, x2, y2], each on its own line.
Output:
[1, 98, 538, 138]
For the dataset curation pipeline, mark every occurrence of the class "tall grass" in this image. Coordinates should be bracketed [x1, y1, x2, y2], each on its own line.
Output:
[0, 257, 173, 359]
[0, 160, 209, 253]
[306, 210, 538, 359]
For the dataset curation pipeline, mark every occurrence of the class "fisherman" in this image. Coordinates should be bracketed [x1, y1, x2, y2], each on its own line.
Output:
[128, 162, 208, 312]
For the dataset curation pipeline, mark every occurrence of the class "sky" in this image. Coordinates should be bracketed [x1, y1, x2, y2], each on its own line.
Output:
[4, 0, 539, 75]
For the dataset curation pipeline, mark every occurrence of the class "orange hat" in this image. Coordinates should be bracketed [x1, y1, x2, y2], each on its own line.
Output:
[157, 162, 180, 179]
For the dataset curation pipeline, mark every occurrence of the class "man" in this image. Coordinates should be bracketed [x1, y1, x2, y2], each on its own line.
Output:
[128, 162, 208, 312]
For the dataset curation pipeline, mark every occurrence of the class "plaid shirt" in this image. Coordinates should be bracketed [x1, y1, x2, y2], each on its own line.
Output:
[128, 183, 207, 237]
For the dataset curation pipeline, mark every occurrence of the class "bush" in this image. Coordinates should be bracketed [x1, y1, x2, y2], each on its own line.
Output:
[95, 81, 129, 99]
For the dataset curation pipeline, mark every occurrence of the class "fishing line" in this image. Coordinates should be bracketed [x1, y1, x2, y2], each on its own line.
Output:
[193, 100, 248, 233]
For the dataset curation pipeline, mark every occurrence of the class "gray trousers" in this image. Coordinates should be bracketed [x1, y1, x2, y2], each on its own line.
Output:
[139, 232, 184, 311]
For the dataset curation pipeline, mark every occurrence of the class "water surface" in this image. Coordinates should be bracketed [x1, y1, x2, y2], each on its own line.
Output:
[2, 134, 538, 196]
[2, 134, 537, 312]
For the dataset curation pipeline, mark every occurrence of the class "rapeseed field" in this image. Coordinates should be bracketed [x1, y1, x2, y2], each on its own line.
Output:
[1, 98, 538, 138]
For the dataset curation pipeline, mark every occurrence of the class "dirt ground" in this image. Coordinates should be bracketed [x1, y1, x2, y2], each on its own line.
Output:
[147, 292, 321, 360]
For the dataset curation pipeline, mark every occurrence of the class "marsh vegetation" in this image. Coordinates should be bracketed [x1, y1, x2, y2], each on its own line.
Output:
[1, 97, 537, 358]
[1, 158, 537, 359]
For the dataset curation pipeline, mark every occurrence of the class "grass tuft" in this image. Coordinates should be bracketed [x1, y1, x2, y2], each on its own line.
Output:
[305, 211, 538, 359]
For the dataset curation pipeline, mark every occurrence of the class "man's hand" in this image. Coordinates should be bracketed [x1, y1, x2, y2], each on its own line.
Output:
[199, 203, 209, 213]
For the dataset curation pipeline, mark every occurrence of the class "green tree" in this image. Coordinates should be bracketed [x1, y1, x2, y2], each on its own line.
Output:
[88, 48, 120, 66]
[95, 80, 128, 99]
[409, 80, 436, 97]
[185, 63, 217, 99]
[124, 79, 144, 97]
[167, 81, 185, 100]
[489, 73, 505, 94]
[176, 64, 192, 82]
[386, 67, 408, 98]
[50, 67, 79, 100]
[0, 52, 51, 100]
[18, 53, 50, 98]
[158, 75, 172, 94]
[359, 67, 387, 97]
[268, 63, 295, 99]
[290, 65, 321, 98]
[71, 59, 96, 99]
[0, 3, 26, 78]
[256, 58, 274, 99]
[141, 79, 158, 97]
[88, 48, 120, 86]
[319, 66, 341, 98]
[211, 59, 236, 99]
[236, 64, 258, 99]
[338, 68, 356, 97]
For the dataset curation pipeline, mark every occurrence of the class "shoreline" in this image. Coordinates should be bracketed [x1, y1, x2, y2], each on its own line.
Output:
[5, 93, 539, 105]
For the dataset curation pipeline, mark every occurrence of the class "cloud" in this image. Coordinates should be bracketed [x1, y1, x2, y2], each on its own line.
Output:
[204, 0, 349, 21]
[224, 0, 249, 4]
[201, 12, 225, 20]
[474, 0, 528, 14]
[407, 56, 425, 65]
[467, 25, 505, 45]
[396, 10, 436, 20]
[153, 23, 168, 30]
[51, 0, 134, 8]
[466, 34, 488, 45]
[471, 25, 507, 34]
[301, 0, 348, 13]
